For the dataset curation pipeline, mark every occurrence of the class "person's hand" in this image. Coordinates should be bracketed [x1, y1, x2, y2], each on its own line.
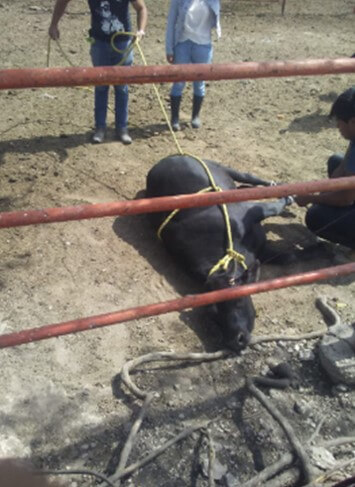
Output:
[135, 29, 145, 41]
[294, 195, 310, 207]
[48, 24, 60, 40]
[167, 54, 174, 64]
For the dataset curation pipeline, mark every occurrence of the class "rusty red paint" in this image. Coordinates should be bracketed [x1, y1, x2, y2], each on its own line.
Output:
[0, 59, 354, 90]
[0, 263, 354, 349]
[1, 176, 355, 228]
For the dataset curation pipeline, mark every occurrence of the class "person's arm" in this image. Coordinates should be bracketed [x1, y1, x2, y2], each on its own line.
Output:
[131, 0, 148, 40]
[48, 0, 72, 40]
[166, 0, 178, 63]
[295, 189, 355, 207]
[295, 156, 355, 207]
[296, 144, 355, 207]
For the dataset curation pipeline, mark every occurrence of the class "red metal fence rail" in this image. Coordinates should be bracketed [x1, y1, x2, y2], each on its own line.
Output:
[2, 176, 355, 228]
[0, 262, 354, 349]
[0, 58, 354, 90]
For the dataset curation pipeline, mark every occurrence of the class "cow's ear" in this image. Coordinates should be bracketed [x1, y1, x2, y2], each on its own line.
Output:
[243, 260, 260, 284]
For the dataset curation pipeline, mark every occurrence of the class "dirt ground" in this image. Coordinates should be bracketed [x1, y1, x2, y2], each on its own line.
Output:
[0, 0, 355, 485]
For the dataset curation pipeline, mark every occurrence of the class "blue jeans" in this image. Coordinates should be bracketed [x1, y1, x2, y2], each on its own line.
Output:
[170, 40, 213, 97]
[90, 37, 133, 129]
[305, 154, 355, 249]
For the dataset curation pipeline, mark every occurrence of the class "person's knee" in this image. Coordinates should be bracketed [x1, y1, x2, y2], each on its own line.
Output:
[114, 84, 128, 95]
[305, 206, 318, 232]
[193, 84, 205, 97]
[171, 82, 185, 97]
[327, 154, 344, 177]
[95, 85, 109, 96]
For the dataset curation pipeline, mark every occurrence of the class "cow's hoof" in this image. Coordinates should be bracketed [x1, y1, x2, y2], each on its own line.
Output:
[285, 195, 295, 206]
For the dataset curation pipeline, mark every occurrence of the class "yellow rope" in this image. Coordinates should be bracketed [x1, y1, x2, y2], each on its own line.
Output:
[157, 186, 212, 239]
[110, 31, 136, 66]
[156, 153, 248, 275]
[46, 34, 138, 114]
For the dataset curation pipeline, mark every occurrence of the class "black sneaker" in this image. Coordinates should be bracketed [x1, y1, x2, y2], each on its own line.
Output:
[91, 128, 105, 144]
[117, 127, 132, 145]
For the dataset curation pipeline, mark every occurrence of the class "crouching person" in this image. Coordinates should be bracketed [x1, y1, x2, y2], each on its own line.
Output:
[295, 87, 355, 250]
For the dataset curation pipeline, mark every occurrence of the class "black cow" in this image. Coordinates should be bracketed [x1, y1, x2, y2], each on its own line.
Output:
[146, 154, 292, 351]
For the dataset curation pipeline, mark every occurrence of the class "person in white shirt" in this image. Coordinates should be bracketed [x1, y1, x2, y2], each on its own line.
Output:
[165, 0, 221, 131]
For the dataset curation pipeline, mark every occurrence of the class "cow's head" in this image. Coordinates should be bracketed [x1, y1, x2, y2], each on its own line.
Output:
[206, 260, 260, 351]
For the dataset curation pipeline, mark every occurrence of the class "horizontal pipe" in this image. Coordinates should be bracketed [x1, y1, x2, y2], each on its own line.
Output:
[0, 58, 354, 90]
[1, 176, 355, 228]
[0, 262, 354, 349]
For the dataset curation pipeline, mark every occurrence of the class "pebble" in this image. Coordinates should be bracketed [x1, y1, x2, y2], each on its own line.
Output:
[299, 349, 315, 361]
[334, 384, 349, 393]
[225, 472, 239, 487]
[293, 399, 311, 417]
[200, 455, 227, 480]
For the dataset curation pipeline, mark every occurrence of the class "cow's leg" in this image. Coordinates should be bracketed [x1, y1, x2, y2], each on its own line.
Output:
[226, 168, 273, 187]
[246, 197, 293, 223]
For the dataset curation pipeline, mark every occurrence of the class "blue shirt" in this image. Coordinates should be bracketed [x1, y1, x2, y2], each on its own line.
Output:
[166, 0, 221, 55]
[88, 0, 133, 42]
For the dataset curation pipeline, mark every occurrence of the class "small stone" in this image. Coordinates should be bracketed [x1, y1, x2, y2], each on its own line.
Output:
[334, 384, 349, 393]
[293, 399, 311, 417]
[319, 332, 355, 385]
[269, 389, 284, 400]
[225, 472, 239, 487]
[201, 455, 228, 480]
[309, 446, 336, 470]
[299, 349, 315, 361]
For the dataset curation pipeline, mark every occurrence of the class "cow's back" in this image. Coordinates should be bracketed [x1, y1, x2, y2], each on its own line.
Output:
[146, 154, 256, 281]
[146, 154, 236, 199]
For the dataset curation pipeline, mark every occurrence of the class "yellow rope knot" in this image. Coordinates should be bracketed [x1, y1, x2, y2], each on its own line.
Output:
[208, 248, 248, 278]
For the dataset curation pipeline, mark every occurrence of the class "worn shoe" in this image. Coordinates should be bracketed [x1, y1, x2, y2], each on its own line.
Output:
[91, 128, 105, 144]
[172, 121, 181, 131]
[191, 95, 204, 129]
[191, 116, 201, 129]
[117, 127, 132, 145]
[170, 95, 182, 131]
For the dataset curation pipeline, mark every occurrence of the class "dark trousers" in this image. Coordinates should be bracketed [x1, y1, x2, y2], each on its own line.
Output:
[305, 154, 355, 249]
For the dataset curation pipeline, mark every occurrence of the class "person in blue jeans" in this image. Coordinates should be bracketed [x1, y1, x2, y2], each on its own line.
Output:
[295, 87, 355, 249]
[165, 0, 221, 131]
[49, 0, 147, 145]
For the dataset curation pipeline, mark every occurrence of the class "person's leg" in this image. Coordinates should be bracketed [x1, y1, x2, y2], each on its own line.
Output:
[190, 43, 213, 128]
[111, 36, 134, 144]
[90, 39, 111, 143]
[305, 203, 355, 249]
[170, 40, 191, 130]
[327, 153, 344, 177]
